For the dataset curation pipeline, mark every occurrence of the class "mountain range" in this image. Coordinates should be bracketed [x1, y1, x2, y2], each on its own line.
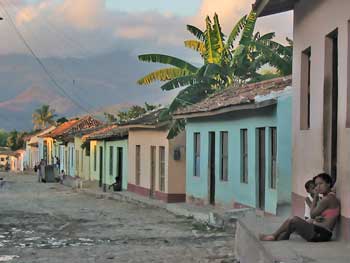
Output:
[0, 49, 175, 131]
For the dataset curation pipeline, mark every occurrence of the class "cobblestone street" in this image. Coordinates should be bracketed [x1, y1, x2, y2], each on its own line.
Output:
[0, 173, 236, 263]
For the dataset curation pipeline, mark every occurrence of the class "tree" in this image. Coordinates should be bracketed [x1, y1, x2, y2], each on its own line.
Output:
[32, 105, 57, 129]
[137, 11, 292, 138]
[56, 117, 69, 124]
[0, 129, 9, 147]
[6, 130, 26, 151]
[104, 103, 161, 124]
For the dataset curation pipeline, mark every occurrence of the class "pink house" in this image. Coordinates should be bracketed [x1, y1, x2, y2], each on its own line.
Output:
[121, 109, 186, 203]
[253, 0, 350, 239]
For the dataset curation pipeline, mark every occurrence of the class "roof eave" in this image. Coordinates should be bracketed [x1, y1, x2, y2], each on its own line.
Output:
[253, 0, 295, 17]
[173, 99, 277, 120]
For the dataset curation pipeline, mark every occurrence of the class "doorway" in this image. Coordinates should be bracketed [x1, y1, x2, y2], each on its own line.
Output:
[208, 132, 216, 205]
[324, 29, 338, 184]
[150, 146, 156, 197]
[117, 147, 123, 191]
[257, 128, 266, 210]
[99, 146, 103, 187]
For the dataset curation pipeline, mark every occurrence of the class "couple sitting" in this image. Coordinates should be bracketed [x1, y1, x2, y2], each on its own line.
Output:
[260, 173, 340, 242]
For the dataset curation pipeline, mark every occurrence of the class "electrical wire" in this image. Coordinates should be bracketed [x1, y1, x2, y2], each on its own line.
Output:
[0, 1, 92, 114]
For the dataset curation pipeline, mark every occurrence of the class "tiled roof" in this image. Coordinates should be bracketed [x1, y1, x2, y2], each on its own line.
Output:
[174, 76, 292, 116]
[85, 124, 128, 140]
[41, 119, 79, 138]
[43, 116, 103, 139]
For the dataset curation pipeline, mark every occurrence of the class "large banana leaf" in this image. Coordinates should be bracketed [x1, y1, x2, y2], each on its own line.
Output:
[239, 11, 257, 46]
[213, 13, 225, 54]
[159, 74, 197, 91]
[137, 68, 189, 85]
[186, 25, 205, 41]
[184, 40, 205, 56]
[167, 119, 186, 140]
[138, 54, 198, 73]
[226, 15, 247, 49]
[204, 16, 222, 64]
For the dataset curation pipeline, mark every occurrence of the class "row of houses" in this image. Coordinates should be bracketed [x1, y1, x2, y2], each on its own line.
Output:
[0, 148, 25, 172]
[22, 76, 292, 216]
[10, 0, 349, 240]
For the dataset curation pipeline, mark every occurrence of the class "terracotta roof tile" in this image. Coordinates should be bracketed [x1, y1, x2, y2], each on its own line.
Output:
[85, 124, 128, 140]
[43, 116, 103, 139]
[174, 75, 292, 116]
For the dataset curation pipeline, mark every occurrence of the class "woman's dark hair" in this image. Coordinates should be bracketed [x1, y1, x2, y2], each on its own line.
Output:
[313, 173, 333, 188]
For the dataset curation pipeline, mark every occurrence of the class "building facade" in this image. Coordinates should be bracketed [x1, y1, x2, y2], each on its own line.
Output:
[254, 0, 350, 238]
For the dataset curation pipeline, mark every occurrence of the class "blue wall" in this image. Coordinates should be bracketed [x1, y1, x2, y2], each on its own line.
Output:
[186, 96, 292, 214]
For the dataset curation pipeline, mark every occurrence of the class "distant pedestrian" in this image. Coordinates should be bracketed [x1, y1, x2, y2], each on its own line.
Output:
[55, 156, 60, 170]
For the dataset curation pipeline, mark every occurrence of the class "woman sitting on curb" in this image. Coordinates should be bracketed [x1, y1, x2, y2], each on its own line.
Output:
[260, 173, 340, 242]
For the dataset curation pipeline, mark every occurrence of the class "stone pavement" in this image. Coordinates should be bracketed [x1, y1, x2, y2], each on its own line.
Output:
[65, 177, 350, 263]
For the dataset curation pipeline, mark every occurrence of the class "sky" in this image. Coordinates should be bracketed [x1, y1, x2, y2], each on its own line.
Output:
[0, 0, 293, 59]
[0, 0, 293, 130]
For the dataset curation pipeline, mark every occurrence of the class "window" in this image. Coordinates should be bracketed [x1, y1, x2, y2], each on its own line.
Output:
[270, 128, 277, 189]
[93, 145, 97, 171]
[109, 146, 113, 176]
[300, 47, 311, 130]
[135, 145, 141, 185]
[159, 146, 165, 192]
[194, 133, 200, 177]
[241, 129, 248, 183]
[220, 132, 228, 181]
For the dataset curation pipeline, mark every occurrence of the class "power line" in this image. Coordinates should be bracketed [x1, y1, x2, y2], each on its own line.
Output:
[0, 1, 91, 114]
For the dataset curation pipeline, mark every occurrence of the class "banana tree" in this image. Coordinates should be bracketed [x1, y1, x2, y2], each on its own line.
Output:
[137, 11, 292, 138]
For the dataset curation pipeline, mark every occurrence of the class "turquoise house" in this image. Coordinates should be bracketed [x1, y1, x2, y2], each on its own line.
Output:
[174, 76, 292, 215]
[86, 125, 129, 191]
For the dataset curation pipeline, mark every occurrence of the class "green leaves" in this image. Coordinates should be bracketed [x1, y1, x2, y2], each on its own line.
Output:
[184, 40, 205, 56]
[32, 104, 57, 130]
[186, 25, 205, 41]
[226, 15, 247, 49]
[137, 68, 190, 85]
[138, 54, 198, 73]
[137, 10, 293, 139]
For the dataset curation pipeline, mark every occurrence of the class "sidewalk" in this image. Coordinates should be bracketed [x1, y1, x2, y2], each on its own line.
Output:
[235, 206, 350, 263]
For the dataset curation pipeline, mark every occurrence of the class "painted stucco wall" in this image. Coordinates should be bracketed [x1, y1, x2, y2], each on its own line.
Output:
[292, 0, 350, 219]
[104, 140, 128, 190]
[128, 129, 169, 192]
[89, 140, 99, 181]
[168, 131, 186, 194]
[186, 100, 292, 214]
[74, 137, 90, 180]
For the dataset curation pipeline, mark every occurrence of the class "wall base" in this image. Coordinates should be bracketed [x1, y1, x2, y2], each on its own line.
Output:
[128, 183, 185, 203]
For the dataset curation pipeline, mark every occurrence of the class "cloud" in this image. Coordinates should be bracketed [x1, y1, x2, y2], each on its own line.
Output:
[57, 0, 105, 30]
[0, 0, 292, 58]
